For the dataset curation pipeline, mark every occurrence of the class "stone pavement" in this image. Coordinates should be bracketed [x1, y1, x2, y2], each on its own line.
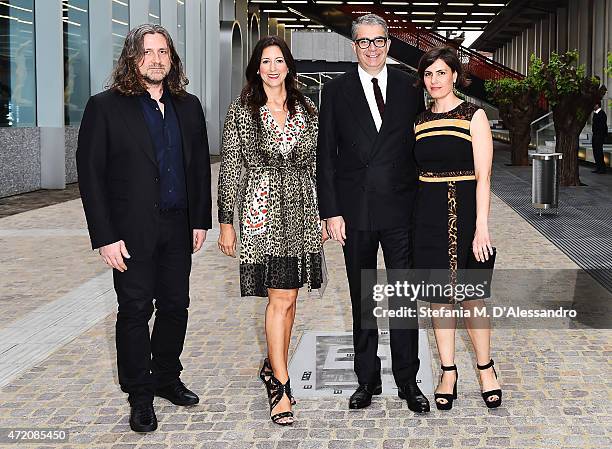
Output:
[0, 162, 610, 449]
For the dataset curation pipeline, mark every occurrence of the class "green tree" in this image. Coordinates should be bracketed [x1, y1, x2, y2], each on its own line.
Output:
[533, 50, 607, 186]
[485, 56, 545, 166]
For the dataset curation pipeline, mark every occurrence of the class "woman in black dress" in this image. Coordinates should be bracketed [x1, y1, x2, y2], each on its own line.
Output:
[413, 47, 502, 410]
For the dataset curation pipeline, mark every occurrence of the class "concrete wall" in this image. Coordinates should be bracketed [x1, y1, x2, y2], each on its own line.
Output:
[0, 128, 40, 197]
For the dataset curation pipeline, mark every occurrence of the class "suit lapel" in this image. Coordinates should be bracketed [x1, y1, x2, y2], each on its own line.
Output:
[171, 95, 192, 168]
[343, 69, 378, 143]
[116, 94, 158, 167]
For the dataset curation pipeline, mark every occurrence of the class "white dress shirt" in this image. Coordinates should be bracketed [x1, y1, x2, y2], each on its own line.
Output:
[358, 65, 388, 132]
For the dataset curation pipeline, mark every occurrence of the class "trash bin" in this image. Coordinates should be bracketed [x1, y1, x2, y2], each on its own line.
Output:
[532, 152, 562, 213]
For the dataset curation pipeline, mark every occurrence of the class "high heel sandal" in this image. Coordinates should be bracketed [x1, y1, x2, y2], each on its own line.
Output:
[477, 359, 502, 408]
[259, 358, 295, 425]
[434, 364, 458, 410]
[260, 358, 296, 405]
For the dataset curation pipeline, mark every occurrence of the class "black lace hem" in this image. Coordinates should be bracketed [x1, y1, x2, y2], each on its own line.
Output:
[240, 252, 323, 297]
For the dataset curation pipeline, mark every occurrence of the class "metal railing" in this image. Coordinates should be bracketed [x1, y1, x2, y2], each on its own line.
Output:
[530, 111, 555, 152]
[337, 4, 524, 82]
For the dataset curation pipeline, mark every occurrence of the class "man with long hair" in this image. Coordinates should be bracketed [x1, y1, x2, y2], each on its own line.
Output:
[77, 24, 211, 432]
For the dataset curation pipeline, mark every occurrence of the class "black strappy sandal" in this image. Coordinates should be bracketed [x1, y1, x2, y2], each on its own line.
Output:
[260, 358, 296, 405]
[434, 364, 458, 410]
[259, 358, 295, 425]
[477, 359, 502, 408]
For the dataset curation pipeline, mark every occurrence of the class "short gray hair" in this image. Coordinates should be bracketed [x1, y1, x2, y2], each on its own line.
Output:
[351, 13, 388, 40]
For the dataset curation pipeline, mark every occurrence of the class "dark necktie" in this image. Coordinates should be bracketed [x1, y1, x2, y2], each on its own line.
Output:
[371, 77, 385, 118]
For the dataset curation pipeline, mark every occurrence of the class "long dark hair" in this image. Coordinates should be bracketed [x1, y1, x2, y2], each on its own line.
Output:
[416, 46, 470, 88]
[240, 35, 315, 118]
[109, 24, 188, 96]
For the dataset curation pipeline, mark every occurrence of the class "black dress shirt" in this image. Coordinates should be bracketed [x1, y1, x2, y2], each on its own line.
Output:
[139, 88, 187, 210]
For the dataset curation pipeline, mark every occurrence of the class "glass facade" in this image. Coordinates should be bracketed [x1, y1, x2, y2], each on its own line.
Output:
[112, 0, 130, 65]
[0, 0, 35, 127]
[63, 0, 90, 125]
[177, 0, 185, 63]
[148, 0, 161, 25]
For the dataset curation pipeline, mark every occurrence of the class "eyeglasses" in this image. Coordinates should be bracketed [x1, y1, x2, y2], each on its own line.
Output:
[354, 36, 388, 49]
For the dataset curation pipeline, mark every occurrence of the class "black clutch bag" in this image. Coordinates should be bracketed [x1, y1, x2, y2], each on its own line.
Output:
[466, 247, 496, 270]
[463, 247, 496, 300]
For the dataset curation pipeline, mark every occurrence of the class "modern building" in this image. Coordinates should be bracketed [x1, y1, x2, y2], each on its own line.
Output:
[0, 2, 610, 446]
[1, 0, 610, 198]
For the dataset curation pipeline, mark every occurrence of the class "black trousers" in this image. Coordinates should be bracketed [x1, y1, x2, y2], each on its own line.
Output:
[342, 226, 420, 386]
[113, 209, 191, 405]
[592, 135, 606, 171]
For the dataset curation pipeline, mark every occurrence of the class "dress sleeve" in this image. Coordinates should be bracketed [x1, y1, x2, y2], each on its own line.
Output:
[217, 100, 243, 224]
[307, 98, 319, 182]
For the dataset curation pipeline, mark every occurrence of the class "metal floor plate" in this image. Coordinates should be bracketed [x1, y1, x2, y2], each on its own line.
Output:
[288, 330, 434, 398]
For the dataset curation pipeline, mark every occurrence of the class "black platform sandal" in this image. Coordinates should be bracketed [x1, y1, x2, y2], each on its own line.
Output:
[477, 359, 502, 408]
[260, 358, 296, 405]
[434, 364, 458, 410]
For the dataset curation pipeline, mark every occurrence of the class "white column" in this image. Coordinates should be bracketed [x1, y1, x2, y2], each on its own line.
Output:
[556, 6, 568, 53]
[89, 0, 113, 95]
[185, 0, 202, 98]
[204, 0, 221, 154]
[540, 17, 550, 62]
[35, 0, 65, 189]
[130, 0, 149, 27]
[592, 0, 606, 80]
[577, 0, 591, 72]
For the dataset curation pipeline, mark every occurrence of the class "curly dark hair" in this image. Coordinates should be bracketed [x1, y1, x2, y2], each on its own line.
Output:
[416, 46, 471, 88]
[240, 35, 315, 119]
[108, 24, 188, 96]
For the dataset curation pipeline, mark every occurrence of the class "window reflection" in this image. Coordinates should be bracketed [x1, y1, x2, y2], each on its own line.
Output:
[112, 0, 129, 66]
[148, 0, 160, 25]
[0, 0, 35, 127]
[177, 0, 185, 63]
[63, 0, 90, 125]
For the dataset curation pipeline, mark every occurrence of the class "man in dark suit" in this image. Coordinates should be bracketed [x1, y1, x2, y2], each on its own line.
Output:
[592, 102, 608, 173]
[317, 14, 429, 413]
[77, 24, 211, 432]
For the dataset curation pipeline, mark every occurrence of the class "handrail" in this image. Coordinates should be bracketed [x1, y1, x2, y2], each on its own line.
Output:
[337, 4, 524, 82]
[531, 111, 553, 126]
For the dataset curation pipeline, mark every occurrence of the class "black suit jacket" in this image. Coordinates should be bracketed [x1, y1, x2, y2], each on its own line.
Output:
[76, 89, 212, 255]
[592, 109, 608, 138]
[317, 66, 425, 230]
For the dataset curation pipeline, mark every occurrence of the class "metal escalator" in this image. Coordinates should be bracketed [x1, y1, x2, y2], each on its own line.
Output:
[287, 3, 524, 103]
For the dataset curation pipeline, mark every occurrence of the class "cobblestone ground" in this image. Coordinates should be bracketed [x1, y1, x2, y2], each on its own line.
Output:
[0, 163, 610, 449]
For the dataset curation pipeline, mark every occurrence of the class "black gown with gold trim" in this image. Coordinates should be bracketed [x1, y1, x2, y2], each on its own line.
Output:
[413, 101, 480, 297]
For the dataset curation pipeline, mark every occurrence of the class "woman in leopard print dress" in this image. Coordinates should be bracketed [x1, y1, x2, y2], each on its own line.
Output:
[217, 36, 326, 425]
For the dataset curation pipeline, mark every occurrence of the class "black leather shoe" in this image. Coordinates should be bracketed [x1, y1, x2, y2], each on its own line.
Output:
[349, 382, 382, 409]
[129, 402, 157, 433]
[155, 381, 199, 406]
[398, 382, 430, 413]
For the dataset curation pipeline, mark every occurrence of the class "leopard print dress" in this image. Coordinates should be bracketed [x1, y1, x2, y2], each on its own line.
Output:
[217, 96, 323, 297]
